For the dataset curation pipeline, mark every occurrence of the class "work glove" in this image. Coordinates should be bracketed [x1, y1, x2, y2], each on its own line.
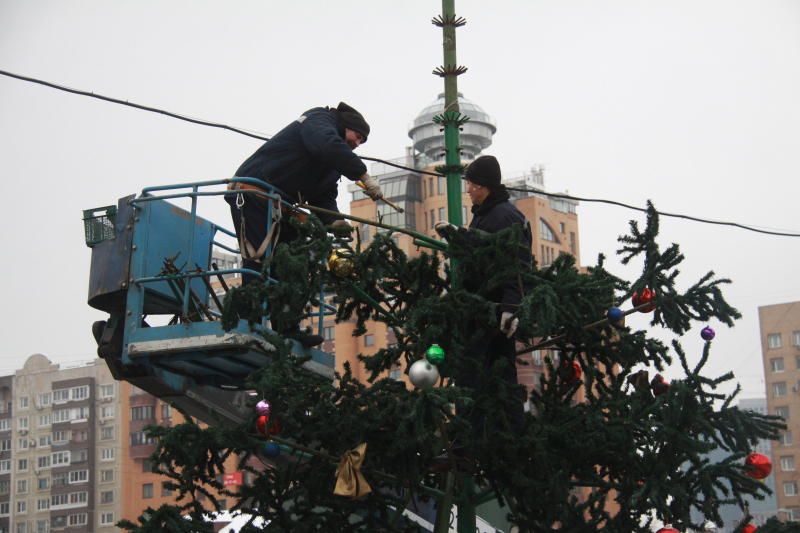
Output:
[434, 221, 457, 239]
[329, 219, 351, 230]
[360, 173, 383, 201]
[500, 311, 519, 338]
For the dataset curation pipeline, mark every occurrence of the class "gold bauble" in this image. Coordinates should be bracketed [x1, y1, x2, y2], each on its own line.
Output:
[327, 249, 355, 278]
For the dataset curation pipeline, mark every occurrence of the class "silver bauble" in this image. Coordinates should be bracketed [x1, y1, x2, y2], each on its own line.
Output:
[409, 359, 440, 389]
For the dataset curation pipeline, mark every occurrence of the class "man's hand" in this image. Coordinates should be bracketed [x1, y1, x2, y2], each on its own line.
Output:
[359, 173, 383, 201]
[329, 219, 351, 230]
[500, 311, 519, 338]
[434, 221, 457, 239]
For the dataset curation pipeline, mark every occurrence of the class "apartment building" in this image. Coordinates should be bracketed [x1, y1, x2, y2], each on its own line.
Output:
[3, 353, 239, 533]
[759, 301, 800, 521]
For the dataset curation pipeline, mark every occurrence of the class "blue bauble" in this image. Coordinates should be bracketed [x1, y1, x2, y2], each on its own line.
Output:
[607, 307, 624, 323]
[262, 442, 281, 458]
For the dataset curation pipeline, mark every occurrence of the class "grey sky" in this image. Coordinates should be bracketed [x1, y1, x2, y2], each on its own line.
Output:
[1, 1, 798, 399]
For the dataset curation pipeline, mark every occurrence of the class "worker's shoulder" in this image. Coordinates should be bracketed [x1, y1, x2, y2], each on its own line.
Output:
[299, 106, 335, 123]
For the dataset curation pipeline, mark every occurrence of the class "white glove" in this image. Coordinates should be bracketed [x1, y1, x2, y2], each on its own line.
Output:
[500, 311, 519, 338]
[434, 221, 457, 238]
[360, 174, 383, 201]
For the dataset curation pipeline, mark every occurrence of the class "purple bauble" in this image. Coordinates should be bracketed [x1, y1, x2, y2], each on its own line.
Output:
[255, 400, 272, 417]
[701, 326, 716, 341]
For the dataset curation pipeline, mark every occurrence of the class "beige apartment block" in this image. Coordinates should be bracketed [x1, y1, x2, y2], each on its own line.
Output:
[2, 354, 239, 533]
[760, 301, 800, 521]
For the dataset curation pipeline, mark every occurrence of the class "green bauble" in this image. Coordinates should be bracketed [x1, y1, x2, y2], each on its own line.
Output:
[425, 344, 445, 365]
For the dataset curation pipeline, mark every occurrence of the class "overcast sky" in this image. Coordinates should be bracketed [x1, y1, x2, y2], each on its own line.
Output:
[1, 1, 799, 400]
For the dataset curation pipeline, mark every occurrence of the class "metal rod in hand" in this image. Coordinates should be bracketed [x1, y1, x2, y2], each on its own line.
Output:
[357, 181, 404, 213]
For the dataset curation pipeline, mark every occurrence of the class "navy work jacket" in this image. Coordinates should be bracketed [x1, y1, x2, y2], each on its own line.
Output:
[233, 107, 367, 221]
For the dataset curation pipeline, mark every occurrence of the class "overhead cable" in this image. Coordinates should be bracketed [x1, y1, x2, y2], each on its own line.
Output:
[2, 67, 798, 238]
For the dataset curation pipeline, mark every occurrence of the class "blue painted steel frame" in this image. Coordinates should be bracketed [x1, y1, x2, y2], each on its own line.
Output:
[120, 178, 336, 395]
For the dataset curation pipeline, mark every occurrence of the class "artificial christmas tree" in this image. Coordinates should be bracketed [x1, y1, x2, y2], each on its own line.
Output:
[119, 205, 792, 532]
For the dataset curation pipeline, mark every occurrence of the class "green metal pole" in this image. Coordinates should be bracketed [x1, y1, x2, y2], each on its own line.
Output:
[431, 3, 477, 532]
[433, 0, 469, 228]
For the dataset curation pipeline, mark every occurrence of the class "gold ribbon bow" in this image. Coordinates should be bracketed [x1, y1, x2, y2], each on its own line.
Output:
[333, 443, 371, 498]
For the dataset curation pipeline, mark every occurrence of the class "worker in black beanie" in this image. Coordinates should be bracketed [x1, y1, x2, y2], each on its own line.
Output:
[227, 101, 382, 347]
[436, 154, 532, 434]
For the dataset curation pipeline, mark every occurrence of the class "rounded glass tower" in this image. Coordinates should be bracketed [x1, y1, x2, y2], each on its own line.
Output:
[408, 92, 497, 161]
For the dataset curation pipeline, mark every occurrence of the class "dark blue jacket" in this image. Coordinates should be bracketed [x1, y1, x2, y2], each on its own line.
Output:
[469, 188, 532, 312]
[233, 107, 367, 221]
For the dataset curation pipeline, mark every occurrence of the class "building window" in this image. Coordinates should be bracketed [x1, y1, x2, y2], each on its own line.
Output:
[438, 207, 445, 224]
[38, 434, 51, 448]
[785, 481, 798, 496]
[16, 479, 28, 494]
[130, 432, 155, 446]
[101, 405, 115, 419]
[142, 459, 154, 473]
[774, 382, 788, 397]
[424, 211, 429, 230]
[100, 469, 114, 483]
[769, 333, 782, 349]
[776, 406, 790, 420]
[70, 386, 89, 401]
[772, 358, 785, 372]
[131, 406, 155, 421]
[100, 490, 114, 504]
[37, 393, 51, 407]
[323, 326, 335, 341]
[52, 430, 69, 444]
[38, 414, 51, 428]
[100, 426, 114, 440]
[437, 176, 446, 195]
[51, 451, 70, 466]
[99, 384, 115, 399]
[18, 458, 28, 472]
[0, 460, 10, 474]
[72, 449, 88, 464]
[35, 520, 48, 533]
[36, 498, 49, 511]
[539, 219, 558, 243]
[68, 470, 88, 484]
[18, 416, 29, 430]
[0, 439, 9, 452]
[0, 480, 8, 494]
[781, 455, 796, 471]
[0, 501, 9, 516]
[52, 389, 69, 403]
[18, 396, 29, 410]
[68, 514, 87, 527]
[364, 334, 375, 347]
[37, 478, 49, 490]
[100, 512, 115, 525]
[17, 500, 27, 514]
[161, 482, 174, 497]
[142, 483, 154, 499]
[360, 224, 370, 241]
[100, 448, 114, 461]
[428, 178, 434, 197]
[37, 455, 51, 469]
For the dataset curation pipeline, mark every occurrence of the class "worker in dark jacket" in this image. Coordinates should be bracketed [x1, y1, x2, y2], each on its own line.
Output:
[227, 102, 382, 346]
[227, 102, 382, 276]
[437, 155, 532, 433]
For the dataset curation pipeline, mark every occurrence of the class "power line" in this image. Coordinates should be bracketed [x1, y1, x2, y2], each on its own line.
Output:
[2, 67, 799, 238]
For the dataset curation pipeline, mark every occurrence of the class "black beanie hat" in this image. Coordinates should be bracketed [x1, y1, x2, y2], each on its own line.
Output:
[336, 102, 370, 143]
[465, 155, 502, 189]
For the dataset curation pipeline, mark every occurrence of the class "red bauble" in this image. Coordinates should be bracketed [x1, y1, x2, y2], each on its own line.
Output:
[742, 524, 757, 533]
[656, 528, 680, 533]
[745, 452, 772, 480]
[632, 288, 656, 313]
[559, 360, 582, 384]
[256, 415, 269, 436]
[651, 374, 670, 396]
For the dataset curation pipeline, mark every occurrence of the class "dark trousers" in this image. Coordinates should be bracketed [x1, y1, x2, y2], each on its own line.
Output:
[227, 194, 297, 286]
[459, 331, 525, 438]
